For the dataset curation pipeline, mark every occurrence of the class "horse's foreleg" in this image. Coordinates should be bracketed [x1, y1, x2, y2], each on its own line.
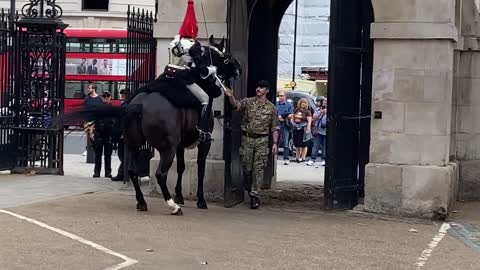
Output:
[128, 149, 147, 211]
[196, 142, 211, 209]
[156, 147, 182, 215]
[130, 172, 147, 211]
[174, 146, 185, 205]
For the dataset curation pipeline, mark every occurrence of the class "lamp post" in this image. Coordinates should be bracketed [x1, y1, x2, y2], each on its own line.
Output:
[291, 0, 298, 90]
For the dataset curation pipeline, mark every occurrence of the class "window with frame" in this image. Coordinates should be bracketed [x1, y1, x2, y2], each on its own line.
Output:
[65, 81, 85, 99]
[82, 0, 109, 11]
[66, 38, 90, 52]
[92, 39, 116, 53]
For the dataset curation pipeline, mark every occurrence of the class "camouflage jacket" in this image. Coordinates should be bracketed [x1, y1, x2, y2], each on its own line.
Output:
[234, 97, 280, 135]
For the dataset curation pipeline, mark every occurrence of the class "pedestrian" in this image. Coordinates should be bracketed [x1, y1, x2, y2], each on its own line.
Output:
[307, 100, 327, 167]
[224, 80, 280, 209]
[111, 89, 128, 181]
[276, 90, 293, 165]
[83, 83, 103, 141]
[91, 90, 114, 178]
[288, 98, 312, 162]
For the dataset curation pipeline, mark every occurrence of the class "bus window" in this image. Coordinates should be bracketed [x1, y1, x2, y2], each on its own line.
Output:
[67, 40, 90, 52]
[65, 81, 85, 99]
[66, 42, 81, 52]
[94, 81, 114, 94]
[92, 39, 115, 53]
[115, 82, 127, 99]
[118, 39, 127, 53]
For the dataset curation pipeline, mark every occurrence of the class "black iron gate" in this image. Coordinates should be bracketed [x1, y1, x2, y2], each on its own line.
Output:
[0, 9, 16, 170]
[324, 0, 374, 210]
[126, 5, 156, 95]
[0, 1, 67, 174]
[125, 5, 156, 177]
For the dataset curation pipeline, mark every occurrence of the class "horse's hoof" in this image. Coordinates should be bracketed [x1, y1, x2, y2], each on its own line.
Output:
[136, 203, 148, 211]
[197, 200, 208, 209]
[174, 196, 184, 205]
[171, 208, 183, 216]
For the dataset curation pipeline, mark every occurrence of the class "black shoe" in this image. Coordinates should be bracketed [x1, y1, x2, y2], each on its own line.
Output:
[105, 174, 112, 178]
[93, 174, 100, 178]
[250, 196, 260, 209]
[111, 175, 123, 181]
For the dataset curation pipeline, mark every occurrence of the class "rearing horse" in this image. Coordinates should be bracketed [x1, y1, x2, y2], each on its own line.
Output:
[69, 37, 241, 215]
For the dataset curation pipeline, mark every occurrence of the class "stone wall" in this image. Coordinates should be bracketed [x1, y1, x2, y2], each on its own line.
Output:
[365, 0, 459, 218]
[455, 0, 480, 201]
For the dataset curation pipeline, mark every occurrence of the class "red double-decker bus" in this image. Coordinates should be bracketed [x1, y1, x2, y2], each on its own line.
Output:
[64, 28, 128, 128]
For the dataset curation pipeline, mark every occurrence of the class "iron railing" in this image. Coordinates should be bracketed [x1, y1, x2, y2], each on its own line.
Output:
[0, 0, 67, 174]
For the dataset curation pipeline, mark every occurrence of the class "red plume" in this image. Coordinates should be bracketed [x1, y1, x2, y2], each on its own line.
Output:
[179, 0, 198, 39]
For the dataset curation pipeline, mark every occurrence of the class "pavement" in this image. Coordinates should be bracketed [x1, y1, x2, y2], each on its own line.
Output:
[276, 158, 324, 184]
[0, 172, 479, 270]
[64, 130, 322, 184]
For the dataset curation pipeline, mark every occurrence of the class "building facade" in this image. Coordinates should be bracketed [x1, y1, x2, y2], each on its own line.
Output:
[148, 0, 480, 219]
[0, 0, 154, 28]
[277, 0, 330, 79]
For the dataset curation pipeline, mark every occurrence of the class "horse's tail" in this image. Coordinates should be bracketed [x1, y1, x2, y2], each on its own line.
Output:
[54, 103, 127, 128]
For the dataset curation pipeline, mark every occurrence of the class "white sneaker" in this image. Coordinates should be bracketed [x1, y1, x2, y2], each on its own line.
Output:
[283, 160, 290, 165]
[306, 160, 315, 166]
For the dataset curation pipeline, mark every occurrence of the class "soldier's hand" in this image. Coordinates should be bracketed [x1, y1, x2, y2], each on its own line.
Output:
[224, 88, 234, 97]
[272, 143, 278, 155]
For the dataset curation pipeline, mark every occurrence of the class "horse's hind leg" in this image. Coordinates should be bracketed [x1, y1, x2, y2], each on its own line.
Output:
[173, 146, 185, 205]
[196, 142, 211, 209]
[156, 147, 183, 215]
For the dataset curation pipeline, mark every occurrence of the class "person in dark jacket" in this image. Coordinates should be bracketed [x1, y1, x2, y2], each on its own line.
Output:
[111, 89, 127, 181]
[92, 90, 114, 178]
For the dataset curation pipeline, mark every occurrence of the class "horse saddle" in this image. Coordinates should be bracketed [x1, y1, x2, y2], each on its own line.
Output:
[164, 64, 188, 78]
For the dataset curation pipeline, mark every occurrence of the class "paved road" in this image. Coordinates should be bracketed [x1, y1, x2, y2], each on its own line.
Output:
[63, 130, 88, 155]
[0, 174, 479, 270]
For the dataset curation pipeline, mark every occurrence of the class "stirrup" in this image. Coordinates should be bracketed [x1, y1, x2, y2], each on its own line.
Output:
[197, 127, 213, 144]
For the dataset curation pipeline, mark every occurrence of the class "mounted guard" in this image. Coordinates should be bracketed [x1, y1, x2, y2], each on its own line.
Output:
[166, 0, 220, 143]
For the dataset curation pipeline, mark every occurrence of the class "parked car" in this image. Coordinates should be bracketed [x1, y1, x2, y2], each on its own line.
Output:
[276, 90, 322, 157]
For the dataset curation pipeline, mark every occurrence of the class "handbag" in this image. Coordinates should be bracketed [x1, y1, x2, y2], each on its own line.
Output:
[320, 114, 327, 129]
[311, 114, 322, 136]
[303, 128, 312, 142]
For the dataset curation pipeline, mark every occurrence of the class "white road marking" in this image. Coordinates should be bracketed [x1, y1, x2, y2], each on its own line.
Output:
[0, 209, 138, 270]
[415, 222, 451, 269]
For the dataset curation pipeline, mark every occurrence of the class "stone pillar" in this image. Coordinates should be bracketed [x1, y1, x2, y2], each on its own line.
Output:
[455, 0, 480, 201]
[365, 0, 459, 218]
[149, 0, 227, 201]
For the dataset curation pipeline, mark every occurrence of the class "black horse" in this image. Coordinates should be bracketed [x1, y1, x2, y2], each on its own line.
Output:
[67, 36, 241, 215]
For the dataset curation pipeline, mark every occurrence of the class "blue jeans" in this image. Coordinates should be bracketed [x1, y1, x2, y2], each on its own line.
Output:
[280, 125, 291, 160]
[311, 134, 326, 161]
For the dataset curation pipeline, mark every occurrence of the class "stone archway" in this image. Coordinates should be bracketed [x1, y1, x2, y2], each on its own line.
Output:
[225, 0, 375, 208]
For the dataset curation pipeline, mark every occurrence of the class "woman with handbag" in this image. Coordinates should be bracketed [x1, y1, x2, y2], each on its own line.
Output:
[288, 98, 312, 162]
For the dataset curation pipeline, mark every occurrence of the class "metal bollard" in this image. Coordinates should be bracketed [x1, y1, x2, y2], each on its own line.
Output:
[86, 138, 96, 164]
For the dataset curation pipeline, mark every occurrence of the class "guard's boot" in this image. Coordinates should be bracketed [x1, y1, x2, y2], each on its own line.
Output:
[250, 196, 260, 209]
[197, 104, 213, 144]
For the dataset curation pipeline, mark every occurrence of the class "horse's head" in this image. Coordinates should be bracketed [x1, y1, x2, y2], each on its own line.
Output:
[200, 35, 242, 82]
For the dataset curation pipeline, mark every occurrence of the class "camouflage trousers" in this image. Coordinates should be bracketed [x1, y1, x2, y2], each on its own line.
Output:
[240, 135, 269, 197]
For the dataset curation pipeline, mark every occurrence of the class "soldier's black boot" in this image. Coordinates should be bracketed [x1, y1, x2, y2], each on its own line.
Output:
[250, 195, 260, 209]
[197, 104, 213, 144]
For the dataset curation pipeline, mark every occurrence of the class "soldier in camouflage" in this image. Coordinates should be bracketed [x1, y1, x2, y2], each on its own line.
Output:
[224, 80, 280, 209]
